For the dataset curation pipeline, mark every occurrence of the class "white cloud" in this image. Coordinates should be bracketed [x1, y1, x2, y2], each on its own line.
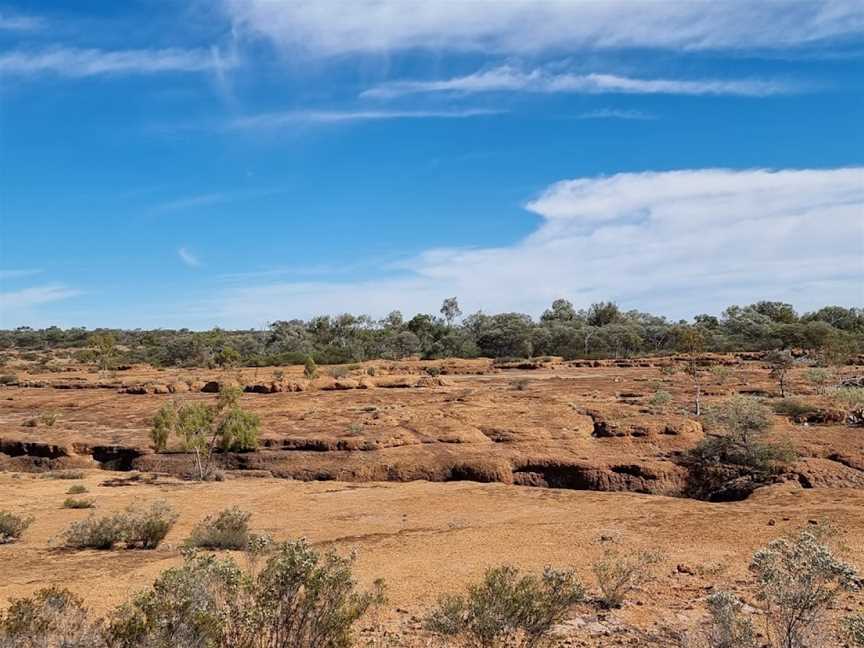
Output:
[362, 66, 795, 99]
[572, 109, 656, 121]
[0, 46, 234, 78]
[0, 269, 42, 280]
[206, 167, 864, 327]
[0, 284, 81, 313]
[228, 108, 503, 129]
[0, 11, 43, 31]
[178, 247, 201, 267]
[224, 0, 864, 56]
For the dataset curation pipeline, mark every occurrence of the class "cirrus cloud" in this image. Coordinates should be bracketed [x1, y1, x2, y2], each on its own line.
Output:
[224, 0, 864, 56]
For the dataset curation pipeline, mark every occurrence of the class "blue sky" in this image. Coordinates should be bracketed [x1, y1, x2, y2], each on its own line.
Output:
[1, 0, 862, 329]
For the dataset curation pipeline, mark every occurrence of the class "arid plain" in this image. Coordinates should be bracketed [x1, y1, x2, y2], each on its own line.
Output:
[1, 355, 863, 645]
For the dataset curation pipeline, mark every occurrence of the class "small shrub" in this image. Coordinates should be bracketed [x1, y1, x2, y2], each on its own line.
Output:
[39, 411, 59, 427]
[67, 484, 88, 495]
[659, 365, 677, 377]
[304, 356, 318, 379]
[186, 507, 251, 550]
[121, 501, 178, 549]
[45, 470, 85, 480]
[425, 565, 584, 647]
[511, 378, 530, 391]
[217, 408, 260, 451]
[845, 614, 864, 646]
[750, 526, 860, 648]
[150, 401, 177, 452]
[0, 511, 33, 544]
[765, 350, 795, 397]
[272, 369, 285, 381]
[106, 539, 383, 648]
[593, 549, 661, 609]
[0, 587, 101, 646]
[63, 515, 125, 550]
[366, 366, 377, 376]
[698, 590, 757, 648]
[806, 367, 835, 394]
[648, 390, 672, 408]
[709, 365, 734, 385]
[771, 398, 818, 419]
[830, 387, 864, 411]
[63, 502, 177, 550]
[63, 498, 96, 509]
[426, 366, 442, 377]
[329, 365, 350, 378]
[0, 373, 18, 385]
[22, 417, 38, 428]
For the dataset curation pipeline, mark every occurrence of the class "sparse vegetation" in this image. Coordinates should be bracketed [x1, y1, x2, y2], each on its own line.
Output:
[0, 587, 102, 647]
[845, 615, 864, 646]
[44, 470, 84, 480]
[750, 525, 860, 648]
[63, 497, 95, 509]
[3, 302, 858, 366]
[771, 398, 818, 420]
[806, 367, 835, 394]
[39, 411, 58, 427]
[304, 355, 318, 379]
[62, 501, 177, 550]
[425, 565, 585, 647]
[148, 386, 260, 479]
[592, 549, 661, 609]
[0, 511, 32, 544]
[66, 484, 88, 495]
[105, 539, 383, 648]
[648, 389, 672, 409]
[0, 373, 18, 385]
[765, 350, 795, 398]
[686, 590, 757, 648]
[186, 507, 251, 550]
[683, 397, 793, 500]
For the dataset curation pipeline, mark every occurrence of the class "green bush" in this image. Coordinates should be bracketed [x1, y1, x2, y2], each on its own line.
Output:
[63, 502, 177, 550]
[0, 587, 102, 647]
[67, 484, 88, 495]
[304, 355, 318, 379]
[186, 507, 251, 550]
[121, 501, 178, 549]
[328, 365, 350, 378]
[771, 398, 819, 419]
[648, 389, 672, 408]
[683, 397, 793, 500]
[63, 515, 125, 550]
[0, 373, 18, 385]
[0, 511, 33, 544]
[217, 408, 260, 451]
[44, 470, 85, 480]
[751, 526, 860, 648]
[846, 614, 864, 646]
[63, 497, 95, 509]
[698, 590, 757, 648]
[150, 401, 177, 452]
[592, 549, 661, 609]
[105, 539, 383, 648]
[424, 565, 584, 647]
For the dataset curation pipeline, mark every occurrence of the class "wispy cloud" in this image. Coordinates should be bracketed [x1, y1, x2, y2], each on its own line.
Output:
[178, 247, 201, 267]
[226, 0, 864, 56]
[0, 284, 81, 309]
[0, 269, 42, 280]
[362, 66, 797, 99]
[158, 193, 229, 212]
[572, 109, 657, 121]
[0, 10, 43, 31]
[0, 46, 234, 78]
[228, 108, 503, 129]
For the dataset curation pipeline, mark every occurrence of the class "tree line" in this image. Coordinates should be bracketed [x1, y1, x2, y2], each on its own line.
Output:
[1, 301, 861, 368]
